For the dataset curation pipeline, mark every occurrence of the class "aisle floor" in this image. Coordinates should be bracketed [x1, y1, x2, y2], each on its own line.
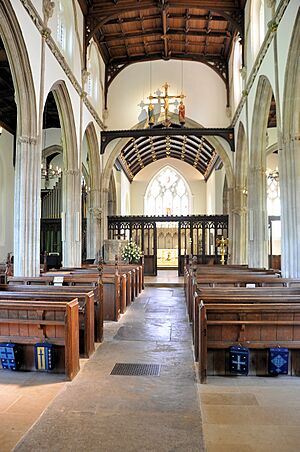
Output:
[2, 278, 300, 451]
[14, 287, 205, 451]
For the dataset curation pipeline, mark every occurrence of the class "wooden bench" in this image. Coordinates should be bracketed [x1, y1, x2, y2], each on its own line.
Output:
[42, 268, 127, 320]
[193, 287, 300, 362]
[198, 301, 300, 383]
[0, 288, 95, 358]
[0, 298, 79, 379]
[7, 277, 104, 342]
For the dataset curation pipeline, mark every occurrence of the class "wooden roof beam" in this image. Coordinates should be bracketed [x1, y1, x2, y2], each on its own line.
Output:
[160, 1, 170, 59]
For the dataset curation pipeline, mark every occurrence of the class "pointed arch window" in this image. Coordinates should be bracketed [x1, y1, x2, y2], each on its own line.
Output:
[145, 166, 191, 215]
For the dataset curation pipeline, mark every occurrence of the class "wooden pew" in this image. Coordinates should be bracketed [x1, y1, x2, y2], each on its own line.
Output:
[0, 288, 95, 358]
[7, 277, 104, 342]
[198, 301, 300, 383]
[193, 288, 300, 362]
[0, 298, 79, 380]
[45, 268, 129, 320]
[184, 268, 283, 322]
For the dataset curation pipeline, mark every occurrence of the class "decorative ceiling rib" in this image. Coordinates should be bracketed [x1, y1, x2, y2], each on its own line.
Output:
[80, 0, 246, 106]
[117, 128, 219, 181]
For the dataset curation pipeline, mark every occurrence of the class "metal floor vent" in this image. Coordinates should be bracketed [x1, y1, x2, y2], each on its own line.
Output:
[110, 363, 161, 377]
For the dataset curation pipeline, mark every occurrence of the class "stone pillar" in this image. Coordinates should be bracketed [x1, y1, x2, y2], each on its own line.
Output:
[87, 188, 102, 260]
[14, 136, 41, 276]
[231, 187, 248, 265]
[226, 187, 234, 264]
[61, 169, 81, 267]
[280, 134, 300, 277]
[102, 187, 109, 243]
[248, 166, 268, 268]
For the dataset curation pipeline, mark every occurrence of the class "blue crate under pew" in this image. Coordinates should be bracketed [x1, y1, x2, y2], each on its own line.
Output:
[269, 348, 289, 375]
[0, 343, 20, 371]
[229, 345, 250, 375]
[34, 343, 54, 371]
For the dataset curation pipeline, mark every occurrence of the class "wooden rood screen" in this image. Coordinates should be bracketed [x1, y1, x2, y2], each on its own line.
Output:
[108, 215, 228, 276]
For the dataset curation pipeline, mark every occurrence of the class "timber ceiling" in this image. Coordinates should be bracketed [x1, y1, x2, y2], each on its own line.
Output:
[117, 123, 219, 181]
[80, 0, 246, 103]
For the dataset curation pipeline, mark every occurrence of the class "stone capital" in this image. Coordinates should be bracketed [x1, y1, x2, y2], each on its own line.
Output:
[63, 169, 80, 176]
[18, 136, 38, 145]
[89, 207, 102, 221]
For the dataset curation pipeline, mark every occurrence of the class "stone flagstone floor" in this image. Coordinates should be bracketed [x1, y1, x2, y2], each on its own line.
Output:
[13, 286, 205, 452]
[0, 271, 299, 451]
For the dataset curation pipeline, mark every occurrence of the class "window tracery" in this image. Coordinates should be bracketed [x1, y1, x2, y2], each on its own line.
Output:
[145, 167, 191, 216]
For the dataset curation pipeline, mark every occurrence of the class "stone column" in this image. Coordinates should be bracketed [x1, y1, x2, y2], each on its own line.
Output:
[87, 188, 102, 260]
[280, 134, 300, 277]
[248, 166, 268, 268]
[226, 187, 234, 264]
[231, 187, 248, 264]
[14, 136, 41, 276]
[61, 169, 81, 267]
[102, 187, 109, 243]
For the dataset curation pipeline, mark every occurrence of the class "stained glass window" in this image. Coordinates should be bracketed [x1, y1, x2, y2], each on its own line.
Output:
[145, 167, 191, 215]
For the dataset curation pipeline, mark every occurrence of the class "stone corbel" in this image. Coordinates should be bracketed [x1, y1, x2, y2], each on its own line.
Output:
[268, 19, 278, 33]
[43, 0, 55, 27]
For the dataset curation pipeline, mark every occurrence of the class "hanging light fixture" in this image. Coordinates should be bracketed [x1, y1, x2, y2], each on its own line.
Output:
[41, 98, 62, 180]
[266, 168, 279, 181]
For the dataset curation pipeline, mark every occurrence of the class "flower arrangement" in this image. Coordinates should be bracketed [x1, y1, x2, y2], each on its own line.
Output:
[121, 241, 142, 264]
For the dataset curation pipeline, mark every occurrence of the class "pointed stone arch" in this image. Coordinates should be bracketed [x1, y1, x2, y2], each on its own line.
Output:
[83, 122, 101, 259]
[46, 81, 81, 267]
[232, 121, 248, 264]
[248, 75, 274, 268]
[0, 1, 40, 276]
[281, 9, 300, 277]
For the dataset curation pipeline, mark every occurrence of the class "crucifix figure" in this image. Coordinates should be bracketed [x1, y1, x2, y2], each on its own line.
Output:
[148, 82, 185, 127]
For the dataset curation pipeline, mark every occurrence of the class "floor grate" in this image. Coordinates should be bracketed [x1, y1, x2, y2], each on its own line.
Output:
[110, 363, 161, 377]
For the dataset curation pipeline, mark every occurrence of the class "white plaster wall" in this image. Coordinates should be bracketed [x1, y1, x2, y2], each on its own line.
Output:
[206, 171, 216, 215]
[237, 1, 298, 140]
[106, 59, 229, 131]
[267, 127, 278, 150]
[130, 159, 206, 216]
[31, 0, 43, 17]
[120, 170, 131, 215]
[14, 0, 103, 154]
[0, 130, 15, 262]
[11, 0, 41, 120]
[113, 168, 122, 215]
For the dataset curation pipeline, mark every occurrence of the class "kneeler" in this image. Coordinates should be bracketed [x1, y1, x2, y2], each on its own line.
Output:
[229, 346, 249, 375]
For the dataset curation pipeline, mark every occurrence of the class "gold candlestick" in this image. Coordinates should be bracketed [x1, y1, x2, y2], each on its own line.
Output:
[216, 236, 228, 265]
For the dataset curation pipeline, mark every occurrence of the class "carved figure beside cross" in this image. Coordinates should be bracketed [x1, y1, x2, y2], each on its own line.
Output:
[148, 82, 185, 127]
